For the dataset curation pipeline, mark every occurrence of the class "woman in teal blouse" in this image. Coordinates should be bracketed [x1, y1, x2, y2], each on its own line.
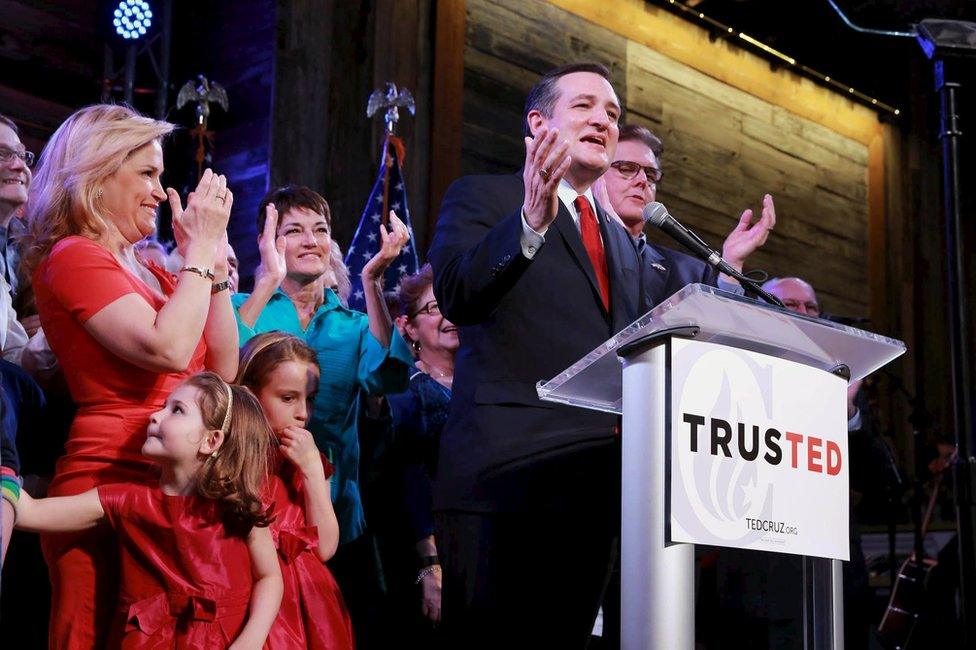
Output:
[233, 185, 413, 547]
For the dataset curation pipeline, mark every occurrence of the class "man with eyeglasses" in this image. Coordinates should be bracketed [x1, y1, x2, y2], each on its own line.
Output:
[0, 115, 31, 363]
[761, 275, 820, 316]
[594, 123, 776, 312]
[761, 276, 865, 420]
[0, 116, 32, 295]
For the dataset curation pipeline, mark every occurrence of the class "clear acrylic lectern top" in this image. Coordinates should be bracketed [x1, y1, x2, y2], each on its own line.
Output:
[537, 283, 906, 415]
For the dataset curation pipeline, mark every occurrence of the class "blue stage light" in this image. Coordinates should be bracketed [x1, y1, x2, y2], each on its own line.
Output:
[114, 0, 153, 40]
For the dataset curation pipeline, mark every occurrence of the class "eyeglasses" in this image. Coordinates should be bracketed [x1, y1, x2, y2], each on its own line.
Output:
[610, 160, 663, 183]
[782, 300, 820, 315]
[0, 147, 35, 168]
[410, 300, 440, 318]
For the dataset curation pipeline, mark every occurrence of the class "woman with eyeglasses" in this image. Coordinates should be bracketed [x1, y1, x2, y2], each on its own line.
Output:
[21, 104, 238, 649]
[366, 264, 456, 641]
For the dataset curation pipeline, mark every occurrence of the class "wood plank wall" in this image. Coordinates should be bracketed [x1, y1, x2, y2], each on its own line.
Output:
[460, 0, 872, 318]
[271, 0, 435, 260]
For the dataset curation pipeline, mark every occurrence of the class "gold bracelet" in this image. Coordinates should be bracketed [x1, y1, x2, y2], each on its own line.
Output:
[211, 280, 231, 294]
[180, 266, 215, 281]
[415, 564, 441, 584]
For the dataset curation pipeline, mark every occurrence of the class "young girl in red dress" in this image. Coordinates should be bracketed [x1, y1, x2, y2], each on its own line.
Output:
[237, 332, 355, 649]
[14, 372, 283, 649]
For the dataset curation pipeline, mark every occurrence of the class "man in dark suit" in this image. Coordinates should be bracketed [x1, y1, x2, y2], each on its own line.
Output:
[428, 62, 640, 647]
[593, 123, 776, 313]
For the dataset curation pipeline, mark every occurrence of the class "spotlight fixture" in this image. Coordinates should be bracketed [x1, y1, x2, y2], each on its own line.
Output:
[113, 0, 153, 40]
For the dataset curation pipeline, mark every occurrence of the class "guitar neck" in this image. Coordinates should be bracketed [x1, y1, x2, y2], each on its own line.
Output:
[918, 472, 945, 553]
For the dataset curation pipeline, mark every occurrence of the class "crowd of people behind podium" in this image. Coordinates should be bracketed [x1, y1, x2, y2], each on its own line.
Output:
[0, 60, 953, 650]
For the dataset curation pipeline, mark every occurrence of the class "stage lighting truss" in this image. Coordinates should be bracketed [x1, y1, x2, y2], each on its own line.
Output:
[113, 0, 153, 40]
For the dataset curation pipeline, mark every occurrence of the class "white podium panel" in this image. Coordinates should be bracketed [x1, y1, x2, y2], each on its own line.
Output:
[538, 284, 906, 650]
[669, 338, 850, 560]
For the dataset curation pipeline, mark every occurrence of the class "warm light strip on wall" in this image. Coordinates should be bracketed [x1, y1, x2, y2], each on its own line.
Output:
[737, 33, 796, 65]
[660, 0, 900, 116]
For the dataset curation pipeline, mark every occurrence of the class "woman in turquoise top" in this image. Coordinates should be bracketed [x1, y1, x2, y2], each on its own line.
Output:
[232, 185, 413, 547]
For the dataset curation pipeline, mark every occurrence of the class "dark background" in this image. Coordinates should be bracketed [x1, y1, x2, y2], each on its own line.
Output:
[1, 0, 973, 521]
[3, 0, 973, 277]
[2, 0, 976, 645]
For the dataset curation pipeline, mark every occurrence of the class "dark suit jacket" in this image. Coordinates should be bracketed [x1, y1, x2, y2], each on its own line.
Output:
[428, 173, 640, 513]
[637, 236, 720, 315]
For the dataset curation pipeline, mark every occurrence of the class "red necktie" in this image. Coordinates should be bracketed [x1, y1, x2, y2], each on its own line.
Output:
[574, 195, 610, 311]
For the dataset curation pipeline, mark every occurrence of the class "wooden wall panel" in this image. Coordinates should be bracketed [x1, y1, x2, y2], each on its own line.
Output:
[193, 0, 276, 291]
[374, 0, 433, 251]
[430, 0, 467, 247]
[461, 0, 873, 317]
[271, 0, 436, 259]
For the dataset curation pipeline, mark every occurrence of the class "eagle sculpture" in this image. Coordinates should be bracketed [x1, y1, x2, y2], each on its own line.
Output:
[177, 75, 229, 128]
[367, 82, 416, 134]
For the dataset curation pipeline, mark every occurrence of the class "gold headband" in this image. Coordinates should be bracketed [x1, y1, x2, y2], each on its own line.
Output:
[220, 381, 234, 434]
[241, 333, 290, 378]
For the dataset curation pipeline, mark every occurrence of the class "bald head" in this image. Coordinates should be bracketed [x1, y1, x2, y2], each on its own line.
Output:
[762, 277, 820, 317]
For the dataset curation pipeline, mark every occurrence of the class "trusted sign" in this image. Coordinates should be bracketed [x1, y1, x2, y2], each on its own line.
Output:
[668, 337, 850, 561]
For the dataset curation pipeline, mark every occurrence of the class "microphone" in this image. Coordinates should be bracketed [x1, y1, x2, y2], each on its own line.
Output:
[641, 202, 740, 277]
[641, 201, 785, 308]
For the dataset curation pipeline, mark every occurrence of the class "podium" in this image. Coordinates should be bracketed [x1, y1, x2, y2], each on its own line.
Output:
[537, 284, 906, 650]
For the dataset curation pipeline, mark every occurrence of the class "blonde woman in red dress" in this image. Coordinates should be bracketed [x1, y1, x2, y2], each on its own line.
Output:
[22, 104, 239, 648]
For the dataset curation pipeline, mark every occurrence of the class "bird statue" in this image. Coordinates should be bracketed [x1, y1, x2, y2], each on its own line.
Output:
[366, 82, 416, 134]
[177, 75, 229, 130]
[176, 75, 230, 178]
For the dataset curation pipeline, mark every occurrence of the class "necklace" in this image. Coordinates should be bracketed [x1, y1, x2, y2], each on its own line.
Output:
[419, 360, 453, 383]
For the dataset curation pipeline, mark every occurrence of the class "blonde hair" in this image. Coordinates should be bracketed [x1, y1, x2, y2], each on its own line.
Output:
[328, 239, 351, 305]
[21, 104, 174, 271]
[184, 372, 276, 535]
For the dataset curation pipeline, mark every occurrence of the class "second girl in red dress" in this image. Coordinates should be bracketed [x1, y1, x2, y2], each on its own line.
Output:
[238, 332, 355, 649]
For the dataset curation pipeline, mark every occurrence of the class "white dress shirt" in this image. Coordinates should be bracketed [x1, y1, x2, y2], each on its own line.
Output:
[519, 180, 600, 259]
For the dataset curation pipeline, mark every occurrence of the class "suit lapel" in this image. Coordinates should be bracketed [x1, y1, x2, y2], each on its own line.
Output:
[597, 203, 640, 328]
[639, 240, 672, 314]
[513, 170, 599, 301]
[551, 201, 606, 314]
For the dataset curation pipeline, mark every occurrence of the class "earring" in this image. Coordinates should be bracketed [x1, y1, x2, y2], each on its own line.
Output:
[412, 339, 421, 353]
[210, 451, 218, 459]
[96, 188, 103, 199]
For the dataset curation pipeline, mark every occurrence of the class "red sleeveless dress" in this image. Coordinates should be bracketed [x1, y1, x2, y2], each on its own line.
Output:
[98, 484, 258, 648]
[34, 236, 207, 648]
[267, 455, 355, 649]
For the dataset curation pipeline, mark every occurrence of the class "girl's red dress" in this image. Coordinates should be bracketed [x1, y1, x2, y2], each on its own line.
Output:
[98, 483, 257, 648]
[34, 237, 207, 648]
[267, 456, 355, 649]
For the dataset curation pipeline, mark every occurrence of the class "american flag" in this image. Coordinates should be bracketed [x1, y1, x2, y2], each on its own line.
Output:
[344, 135, 419, 310]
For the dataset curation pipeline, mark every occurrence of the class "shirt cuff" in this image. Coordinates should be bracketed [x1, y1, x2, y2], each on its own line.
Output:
[234, 316, 257, 346]
[847, 407, 862, 432]
[717, 276, 745, 295]
[388, 328, 416, 366]
[520, 211, 547, 259]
